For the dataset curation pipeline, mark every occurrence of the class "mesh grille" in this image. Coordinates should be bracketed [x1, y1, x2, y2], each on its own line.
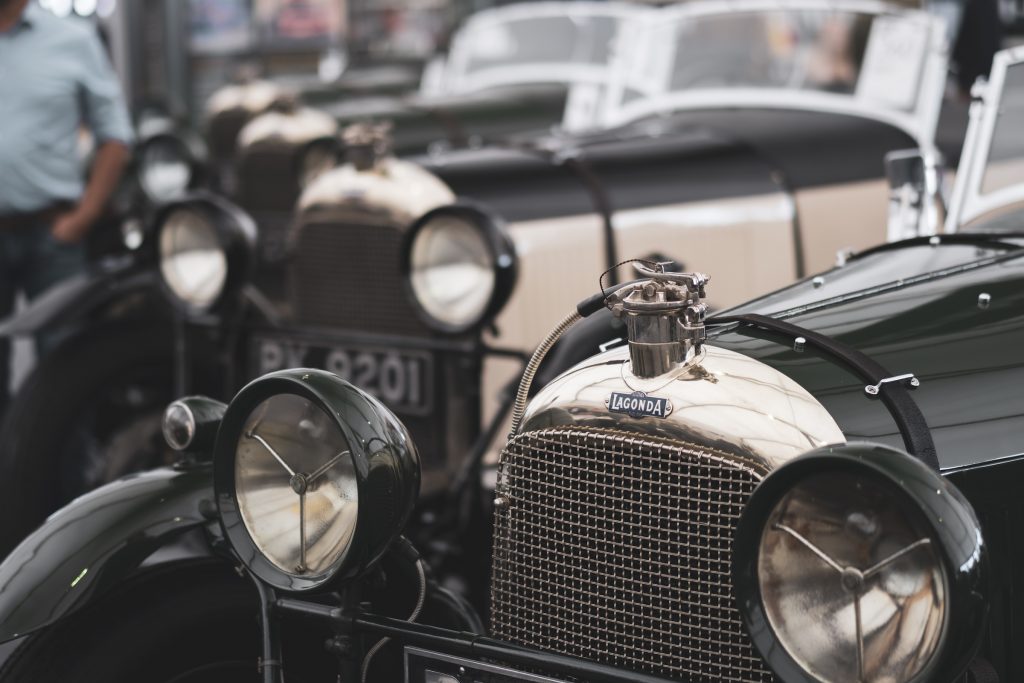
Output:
[491, 426, 773, 682]
[289, 215, 432, 336]
[207, 109, 250, 163]
[237, 148, 301, 213]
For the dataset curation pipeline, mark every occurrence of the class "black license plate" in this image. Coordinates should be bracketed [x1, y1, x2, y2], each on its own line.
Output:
[405, 648, 569, 683]
[252, 334, 433, 415]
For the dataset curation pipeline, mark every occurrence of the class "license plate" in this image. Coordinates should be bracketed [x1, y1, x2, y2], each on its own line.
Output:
[405, 648, 570, 683]
[252, 334, 433, 415]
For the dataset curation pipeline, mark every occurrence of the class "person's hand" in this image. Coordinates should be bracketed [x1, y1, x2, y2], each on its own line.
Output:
[50, 209, 94, 244]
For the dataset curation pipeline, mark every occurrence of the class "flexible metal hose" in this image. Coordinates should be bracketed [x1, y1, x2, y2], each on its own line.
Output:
[360, 558, 427, 683]
[507, 310, 582, 440]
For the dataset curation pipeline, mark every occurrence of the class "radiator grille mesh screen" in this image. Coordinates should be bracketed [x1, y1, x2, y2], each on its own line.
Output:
[289, 214, 431, 336]
[491, 426, 773, 682]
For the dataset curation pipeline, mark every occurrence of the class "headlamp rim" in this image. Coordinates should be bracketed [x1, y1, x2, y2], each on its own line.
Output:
[732, 442, 988, 683]
[213, 368, 420, 593]
[153, 193, 256, 317]
[400, 201, 517, 335]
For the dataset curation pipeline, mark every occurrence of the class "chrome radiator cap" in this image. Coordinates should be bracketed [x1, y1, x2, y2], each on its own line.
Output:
[296, 124, 454, 222]
[520, 342, 844, 472]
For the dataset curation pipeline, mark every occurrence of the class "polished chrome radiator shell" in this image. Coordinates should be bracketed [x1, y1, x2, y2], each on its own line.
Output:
[492, 425, 774, 682]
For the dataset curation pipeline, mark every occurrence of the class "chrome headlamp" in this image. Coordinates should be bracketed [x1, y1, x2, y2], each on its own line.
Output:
[734, 443, 988, 683]
[137, 133, 199, 203]
[402, 203, 517, 334]
[162, 396, 227, 454]
[214, 369, 421, 591]
[156, 195, 256, 315]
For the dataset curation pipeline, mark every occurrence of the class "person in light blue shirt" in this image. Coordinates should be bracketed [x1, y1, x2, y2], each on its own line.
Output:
[0, 0, 132, 400]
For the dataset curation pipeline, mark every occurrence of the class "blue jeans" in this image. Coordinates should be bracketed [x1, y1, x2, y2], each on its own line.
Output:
[0, 220, 86, 398]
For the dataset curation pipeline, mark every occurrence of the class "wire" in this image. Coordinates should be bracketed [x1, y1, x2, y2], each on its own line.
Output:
[359, 558, 427, 683]
[507, 309, 582, 440]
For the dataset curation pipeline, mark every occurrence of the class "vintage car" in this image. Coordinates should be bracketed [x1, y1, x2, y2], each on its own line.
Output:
[203, 57, 424, 193]
[230, 2, 649, 267]
[0, 0, 960, 557]
[321, 2, 649, 154]
[0, 42, 1020, 683]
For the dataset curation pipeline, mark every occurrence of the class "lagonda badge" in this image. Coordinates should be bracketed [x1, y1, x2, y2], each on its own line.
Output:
[607, 391, 673, 419]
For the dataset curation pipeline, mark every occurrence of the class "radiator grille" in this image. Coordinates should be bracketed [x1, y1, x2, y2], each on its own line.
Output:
[491, 426, 773, 682]
[289, 214, 432, 336]
[207, 109, 250, 163]
[237, 147, 302, 213]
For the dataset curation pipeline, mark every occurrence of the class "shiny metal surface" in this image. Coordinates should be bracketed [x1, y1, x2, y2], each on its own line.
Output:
[495, 341, 843, 680]
[205, 80, 283, 118]
[605, 269, 709, 379]
[864, 373, 920, 396]
[235, 394, 358, 576]
[410, 214, 496, 330]
[158, 209, 227, 310]
[162, 401, 195, 451]
[492, 426, 773, 681]
[237, 107, 338, 150]
[758, 470, 946, 682]
[298, 157, 454, 218]
[520, 344, 844, 471]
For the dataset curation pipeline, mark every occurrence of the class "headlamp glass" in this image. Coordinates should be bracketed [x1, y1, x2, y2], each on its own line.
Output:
[409, 214, 496, 330]
[235, 393, 359, 577]
[139, 138, 191, 201]
[162, 401, 196, 451]
[158, 208, 228, 311]
[757, 470, 947, 682]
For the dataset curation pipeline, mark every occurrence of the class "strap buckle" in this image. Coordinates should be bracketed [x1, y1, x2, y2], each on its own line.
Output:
[865, 373, 920, 397]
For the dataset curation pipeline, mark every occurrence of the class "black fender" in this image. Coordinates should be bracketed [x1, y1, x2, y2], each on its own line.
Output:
[0, 464, 218, 643]
[0, 255, 161, 339]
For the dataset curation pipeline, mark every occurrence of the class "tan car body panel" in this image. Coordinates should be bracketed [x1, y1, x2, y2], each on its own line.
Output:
[478, 182, 885, 433]
[795, 178, 890, 273]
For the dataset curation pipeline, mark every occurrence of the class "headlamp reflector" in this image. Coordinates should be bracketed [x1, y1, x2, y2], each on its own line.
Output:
[758, 469, 946, 682]
[734, 443, 989, 683]
[214, 369, 421, 592]
[235, 393, 359, 577]
[404, 204, 516, 333]
[158, 208, 227, 311]
[411, 215, 495, 328]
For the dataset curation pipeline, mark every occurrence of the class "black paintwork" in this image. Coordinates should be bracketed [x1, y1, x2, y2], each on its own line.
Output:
[0, 465, 217, 643]
[717, 240, 1024, 471]
[0, 256, 157, 339]
[422, 108, 932, 223]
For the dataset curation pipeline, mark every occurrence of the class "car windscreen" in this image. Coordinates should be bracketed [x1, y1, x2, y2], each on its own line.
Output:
[443, 4, 641, 93]
[980, 61, 1024, 196]
[603, 4, 942, 136]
